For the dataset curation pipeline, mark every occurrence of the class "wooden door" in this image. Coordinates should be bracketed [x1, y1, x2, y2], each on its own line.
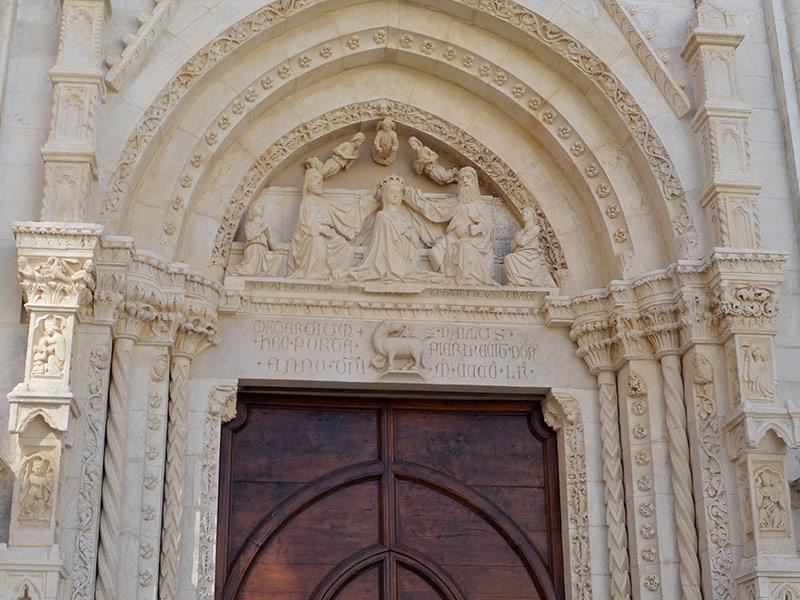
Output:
[217, 392, 564, 600]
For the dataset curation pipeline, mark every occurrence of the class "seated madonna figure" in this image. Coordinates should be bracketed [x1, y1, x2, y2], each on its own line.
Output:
[352, 175, 458, 282]
[288, 158, 359, 280]
[504, 206, 557, 287]
[429, 166, 498, 286]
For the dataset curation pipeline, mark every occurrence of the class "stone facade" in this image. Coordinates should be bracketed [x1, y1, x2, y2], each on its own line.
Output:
[0, 1, 799, 599]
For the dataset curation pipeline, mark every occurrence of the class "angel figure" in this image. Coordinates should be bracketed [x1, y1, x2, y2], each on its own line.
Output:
[409, 136, 458, 185]
[504, 206, 556, 287]
[743, 345, 775, 398]
[372, 117, 399, 166]
[755, 468, 787, 530]
[321, 132, 366, 179]
[18, 454, 53, 522]
[229, 203, 282, 276]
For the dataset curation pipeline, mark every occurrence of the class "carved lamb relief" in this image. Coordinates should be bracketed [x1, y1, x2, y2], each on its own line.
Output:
[225, 128, 558, 290]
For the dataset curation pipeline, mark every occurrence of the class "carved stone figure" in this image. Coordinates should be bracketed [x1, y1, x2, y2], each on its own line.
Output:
[229, 203, 282, 276]
[370, 320, 426, 371]
[504, 206, 556, 287]
[429, 166, 498, 285]
[18, 454, 54, 523]
[742, 344, 774, 398]
[321, 132, 366, 179]
[288, 158, 360, 280]
[352, 174, 457, 282]
[754, 467, 787, 531]
[409, 136, 458, 185]
[371, 117, 399, 166]
[31, 316, 67, 377]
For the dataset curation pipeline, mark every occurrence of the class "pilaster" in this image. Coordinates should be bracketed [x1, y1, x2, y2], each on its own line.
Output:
[40, 0, 107, 221]
[682, 5, 761, 249]
[0, 222, 102, 600]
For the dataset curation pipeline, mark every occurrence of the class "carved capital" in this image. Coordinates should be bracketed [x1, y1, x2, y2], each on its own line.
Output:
[13, 223, 102, 309]
[641, 304, 682, 357]
[570, 317, 614, 374]
[208, 384, 238, 424]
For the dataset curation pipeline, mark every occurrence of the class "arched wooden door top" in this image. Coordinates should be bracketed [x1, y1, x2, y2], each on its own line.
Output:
[217, 392, 564, 600]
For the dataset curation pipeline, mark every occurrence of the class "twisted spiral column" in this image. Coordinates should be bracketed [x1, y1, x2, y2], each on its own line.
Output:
[96, 336, 135, 600]
[159, 353, 191, 599]
[598, 370, 631, 600]
[661, 353, 702, 600]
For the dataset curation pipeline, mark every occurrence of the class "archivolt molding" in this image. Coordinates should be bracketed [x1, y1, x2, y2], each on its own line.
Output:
[100, 0, 697, 260]
[151, 27, 643, 278]
[595, 0, 691, 118]
[104, 0, 181, 92]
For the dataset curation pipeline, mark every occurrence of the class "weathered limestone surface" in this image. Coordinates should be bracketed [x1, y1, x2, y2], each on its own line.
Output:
[0, 1, 799, 599]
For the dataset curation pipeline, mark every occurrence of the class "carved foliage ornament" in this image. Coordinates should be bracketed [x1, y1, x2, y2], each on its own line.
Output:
[102, 0, 696, 255]
[542, 395, 591, 599]
[17, 256, 94, 306]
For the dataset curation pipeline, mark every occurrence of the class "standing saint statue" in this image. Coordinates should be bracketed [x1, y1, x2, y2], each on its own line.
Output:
[372, 117, 399, 166]
[429, 166, 498, 286]
[409, 136, 458, 185]
[351, 174, 458, 282]
[321, 132, 366, 179]
[504, 206, 556, 287]
[289, 158, 362, 280]
[229, 202, 282, 276]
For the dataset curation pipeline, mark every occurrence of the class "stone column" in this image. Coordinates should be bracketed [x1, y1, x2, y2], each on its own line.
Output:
[0, 223, 101, 600]
[40, 0, 107, 221]
[609, 301, 676, 600]
[641, 303, 702, 600]
[570, 313, 631, 600]
[96, 254, 184, 600]
[159, 279, 219, 600]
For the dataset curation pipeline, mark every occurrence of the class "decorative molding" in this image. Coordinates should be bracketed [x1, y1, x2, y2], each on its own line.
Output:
[196, 384, 238, 599]
[691, 352, 735, 599]
[71, 344, 111, 600]
[105, 0, 181, 91]
[543, 391, 591, 600]
[595, 0, 691, 117]
[100, 0, 697, 257]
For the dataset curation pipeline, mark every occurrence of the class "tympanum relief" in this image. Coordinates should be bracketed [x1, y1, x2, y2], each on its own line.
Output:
[227, 128, 557, 290]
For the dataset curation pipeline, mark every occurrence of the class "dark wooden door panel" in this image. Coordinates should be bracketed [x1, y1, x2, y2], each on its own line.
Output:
[218, 393, 563, 600]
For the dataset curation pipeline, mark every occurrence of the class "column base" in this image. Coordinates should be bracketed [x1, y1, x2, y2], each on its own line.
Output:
[0, 545, 65, 600]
